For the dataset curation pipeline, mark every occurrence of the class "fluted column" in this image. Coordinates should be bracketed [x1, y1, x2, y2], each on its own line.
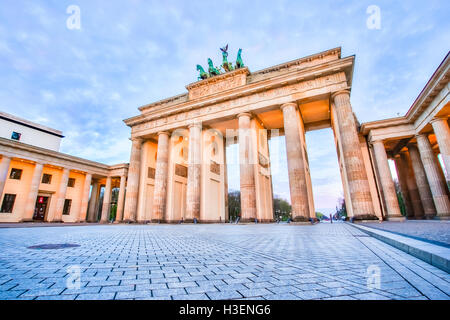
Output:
[416, 134, 450, 218]
[332, 91, 376, 220]
[78, 173, 92, 222]
[400, 152, 424, 218]
[123, 138, 143, 222]
[431, 117, 450, 180]
[22, 162, 44, 221]
[49, 168, 70, 222]
[152, 132, 170, 221]
[0, 156, 11, 202]
[87, 180, 100, 222]
[238, 113, 257, 222]
[186, 123, 202, 222]
[394, 155, 414, 218]
[281, 103, 310, 221]
[100, 176, 112, 223]
[408, 144, 435, 218]
[372, 141, 403, 219]
[115, 174, 127, 222]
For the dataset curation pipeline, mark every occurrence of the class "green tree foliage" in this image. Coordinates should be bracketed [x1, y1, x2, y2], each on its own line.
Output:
[228, 190, 241, 221]
[394, 180, 407, 216]
[272, 196, 291, 221]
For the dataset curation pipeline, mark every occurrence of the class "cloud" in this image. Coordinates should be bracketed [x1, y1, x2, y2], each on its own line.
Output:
[0, 0, 448, 210]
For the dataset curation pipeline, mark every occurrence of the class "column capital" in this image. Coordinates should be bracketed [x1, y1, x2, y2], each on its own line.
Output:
[331, 89, 351, 100]
[430, 116, 448, 124]
[415, 132, 429, 139]
[157, 131, 170, 137]
[237, 112, 252, 119]
[280, 102, 298, 111]
[188, 122, 202, 129]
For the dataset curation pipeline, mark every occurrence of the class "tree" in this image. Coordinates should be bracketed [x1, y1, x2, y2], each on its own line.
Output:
[228, 190, 241, 221]
[273, 196, 291, 221]
[394, 180, 407, 216]
[335, 196, 347, 219]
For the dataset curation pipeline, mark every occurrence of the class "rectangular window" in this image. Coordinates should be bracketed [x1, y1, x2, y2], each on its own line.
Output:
[1, 194, 16, 213]
[67, 178, 75, 188]
[9, 168, 23, 180]
[42, 174, 52, 184]
[62, 199, 72, 215]
[11, 132, 21, 141]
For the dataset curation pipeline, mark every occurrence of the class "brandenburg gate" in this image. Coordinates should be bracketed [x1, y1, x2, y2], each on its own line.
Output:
[122, 47, 384, 223]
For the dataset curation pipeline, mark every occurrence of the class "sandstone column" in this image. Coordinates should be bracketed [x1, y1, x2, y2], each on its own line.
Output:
[372, 141, 403, 219]
[123, 138, 143, 222]
[394, 155, 414, 218]
[238, 113, 257, 222]
[400, 152, 424, 218]
[281, 103, 310, 221]
[115, 174, 127, 222]
[332, 91, 376, 220]
[186, 123, 202, 222]
[0, 156, 11, 201]
[152, 132, 170, 221]
[100, 176, 112, 223]
[431, 117, 450, 180]
[49, 168, 70, 222]
[87, 180, 100, 222]
[78, 173, 92, 222]
[408, 144, 436, 218]
[22, 162, 44, 221]
[416, 134, 450, 218]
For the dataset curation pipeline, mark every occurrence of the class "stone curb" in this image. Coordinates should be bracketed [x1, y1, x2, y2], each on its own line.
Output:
[346, 222, 450, 273]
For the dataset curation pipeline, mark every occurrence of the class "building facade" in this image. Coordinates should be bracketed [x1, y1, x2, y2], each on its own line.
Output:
[0, 118, 128, 223]
[0, 47, 449, 223]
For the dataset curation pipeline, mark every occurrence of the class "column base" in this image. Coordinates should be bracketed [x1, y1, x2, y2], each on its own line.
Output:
[122, 219, 136, 224]
[351, 214, 379, 222]
[239, 218, 258, 223]
[292, 216, 310, 223]
[434, 215, 450, 220]
[386, 216, 406, 222]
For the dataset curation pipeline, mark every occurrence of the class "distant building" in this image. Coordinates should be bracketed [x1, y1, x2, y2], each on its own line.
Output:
[0, 111, 64, 152]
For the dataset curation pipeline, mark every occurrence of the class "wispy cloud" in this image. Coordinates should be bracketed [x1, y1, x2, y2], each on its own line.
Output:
[0, 0, 448, 212]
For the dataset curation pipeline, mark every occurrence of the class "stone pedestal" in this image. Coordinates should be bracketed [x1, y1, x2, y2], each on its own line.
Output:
[281, 103, 310, 221]
[416, 134, 450, 218]
[115, 175, 126, 222]
[152, 132, 170, 222]
[22, 162, 44, 221]
[407, 144, 436, 218]
[238, 113, 257, 222]
[186, 123, 202, 222]
[372, 141, 403, 220]
[78, 173, 92, 222]
[431, 117, 450, 181]
[100, 176, 112, 222]
[332, 90, 376, 220]
[123, 138, 143, 222]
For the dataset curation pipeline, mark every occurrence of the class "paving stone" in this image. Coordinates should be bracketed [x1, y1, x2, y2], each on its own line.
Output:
[0, 223, 448, 300]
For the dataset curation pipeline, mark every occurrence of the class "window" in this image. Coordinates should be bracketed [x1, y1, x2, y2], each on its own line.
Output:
[11, 132, 21, 141]
[9, 168, 22, 180]
[42, 174, 52, 184]
[67, 178, 75, 188]
[62, 199, 72, 215]
[1, 194, 16, 213]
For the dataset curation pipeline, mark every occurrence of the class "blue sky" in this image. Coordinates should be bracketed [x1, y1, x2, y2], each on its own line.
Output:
[0, 1, 449, 213]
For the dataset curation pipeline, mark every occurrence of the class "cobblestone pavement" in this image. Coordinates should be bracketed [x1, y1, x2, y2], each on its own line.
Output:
[360, 220, 450, 247]
[0, 223, 448, 300]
